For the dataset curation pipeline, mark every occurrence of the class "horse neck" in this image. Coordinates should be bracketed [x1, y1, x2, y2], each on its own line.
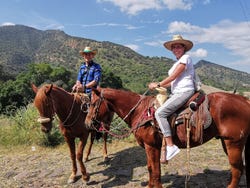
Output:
[50, 88, 76, 120]
[104, 89, 143, 124]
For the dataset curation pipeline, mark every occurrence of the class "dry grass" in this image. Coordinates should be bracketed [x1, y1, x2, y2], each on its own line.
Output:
[0, 136, 247, 188]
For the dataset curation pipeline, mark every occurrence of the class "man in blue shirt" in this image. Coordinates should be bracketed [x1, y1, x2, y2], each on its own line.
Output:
[72, 47, 102, 96]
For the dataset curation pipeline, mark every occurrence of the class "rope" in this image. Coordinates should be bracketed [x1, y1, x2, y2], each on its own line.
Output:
[60, 93, 78, 126]
[120, 88, 150, 123]
[184, 112, 192, 188]
[53, 91, 84, 127]
[100, 123, 135, 139]
[98, 88, 151, 138]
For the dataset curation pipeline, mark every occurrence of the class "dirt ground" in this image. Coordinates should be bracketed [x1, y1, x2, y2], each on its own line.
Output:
[0, 138, 247, 188]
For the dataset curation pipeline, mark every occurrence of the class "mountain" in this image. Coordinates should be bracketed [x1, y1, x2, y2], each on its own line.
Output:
[195, 60, 250, 91]
[0, 24, 249, 93]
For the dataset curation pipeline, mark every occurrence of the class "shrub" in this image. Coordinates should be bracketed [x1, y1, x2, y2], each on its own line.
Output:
[0, 104, 64, 147]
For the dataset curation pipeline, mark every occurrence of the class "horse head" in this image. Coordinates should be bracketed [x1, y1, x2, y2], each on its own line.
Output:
[85, 87, 113, 130]
[32, 84, 55, 133]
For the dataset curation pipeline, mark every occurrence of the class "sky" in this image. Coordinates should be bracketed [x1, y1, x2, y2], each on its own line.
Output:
[1, 0, 250, 73]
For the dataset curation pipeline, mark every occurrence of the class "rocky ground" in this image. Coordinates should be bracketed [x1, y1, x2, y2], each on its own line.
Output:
[0, 138, 247, 188]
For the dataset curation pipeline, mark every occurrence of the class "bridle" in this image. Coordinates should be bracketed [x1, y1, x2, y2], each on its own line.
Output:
[89, 89, 148, 136]
[89, 91, 108, 129]
[37, 93, 55, 124]
[37, 88, 90, 127]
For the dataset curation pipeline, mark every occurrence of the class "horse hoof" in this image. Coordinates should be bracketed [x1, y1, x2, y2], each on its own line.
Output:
[83, 157, 88, 162]
[82, 173, 90, 182]
[103, 156, 109, 162]
[67, 178, 76, 184]
[160, 159, 168, 164]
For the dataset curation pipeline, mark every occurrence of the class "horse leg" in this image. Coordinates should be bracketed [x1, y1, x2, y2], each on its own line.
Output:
[77, 136, 90, 182]
[220, 138, 228, 155]
[224, 140, 244, 188]
[65, 138, 78, 184]
[83, 131, 95, 162]
[144, 144, 163, 188]
[102, 132, 109, 162]
[245, 136, 250, 187]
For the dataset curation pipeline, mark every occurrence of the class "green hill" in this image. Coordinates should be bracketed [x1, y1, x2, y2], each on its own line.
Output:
[0, 24, 249, 93]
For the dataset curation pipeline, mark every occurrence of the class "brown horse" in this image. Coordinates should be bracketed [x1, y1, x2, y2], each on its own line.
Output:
[32, 84, 113, 184]
[85, 87, 250, 188]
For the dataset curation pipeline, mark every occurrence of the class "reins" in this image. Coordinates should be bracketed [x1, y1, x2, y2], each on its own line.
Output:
[92, 88, 150, 138]
[57, 93, 78, 126]
[58, 91, 90, 127]
[39, 87, 88, 127]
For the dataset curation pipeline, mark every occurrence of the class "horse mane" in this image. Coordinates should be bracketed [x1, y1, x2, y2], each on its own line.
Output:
[102, 87, 156, 117]
[104, 87, 139, 98]
[34, 84, 75, 108]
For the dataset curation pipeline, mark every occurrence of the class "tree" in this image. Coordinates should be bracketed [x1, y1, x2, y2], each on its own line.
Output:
[101, 69, 124, 89]
[0, 62, 124, 114]
[0, 63, 74, 114]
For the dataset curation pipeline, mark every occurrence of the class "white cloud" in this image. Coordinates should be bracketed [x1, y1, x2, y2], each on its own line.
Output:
[162, 0, 193, 10]
[188, 48, 208, 58]
[165, 20, 250, 61]
[125, 44, 139, 51]
[98, 0, 194, 15]
[98, 0, 162, 15]
[1, 22, 15, 26]
[202, 0, 210, 5]
[80, 22, 142, 30]
[166, 21, 203, 34]
[22, 11, 65, 31]
[144, 41, 162, 47]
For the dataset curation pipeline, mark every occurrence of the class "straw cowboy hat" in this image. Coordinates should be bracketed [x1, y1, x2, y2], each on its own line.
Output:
[163, 35, 193, 52]
[79, 47, 98, 56]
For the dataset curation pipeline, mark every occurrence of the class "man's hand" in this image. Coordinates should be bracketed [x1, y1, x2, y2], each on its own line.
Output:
[72, 83, 85, 92]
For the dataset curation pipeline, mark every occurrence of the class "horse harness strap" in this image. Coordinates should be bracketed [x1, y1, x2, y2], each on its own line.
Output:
[93, 90, 150, 138]
[56, 93, 90, 127]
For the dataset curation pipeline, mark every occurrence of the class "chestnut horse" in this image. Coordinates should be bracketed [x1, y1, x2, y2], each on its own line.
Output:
[32, 84, 113, 184]
[85, 87, 250, 188]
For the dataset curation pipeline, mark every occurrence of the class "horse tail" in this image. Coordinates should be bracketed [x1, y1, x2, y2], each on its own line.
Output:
[245, 135, 250, 187]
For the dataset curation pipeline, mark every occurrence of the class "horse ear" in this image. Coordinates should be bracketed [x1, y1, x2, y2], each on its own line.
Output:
[31, 83, 38, 93]
[45, 84, 53, 96]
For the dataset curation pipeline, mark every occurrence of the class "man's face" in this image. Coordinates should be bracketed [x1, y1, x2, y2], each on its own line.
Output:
[83, 53, 94, 62]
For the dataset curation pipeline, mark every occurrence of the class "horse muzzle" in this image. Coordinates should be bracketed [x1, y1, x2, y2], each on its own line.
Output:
[37, 117, 53, 133]
[85, 119, 100, 131]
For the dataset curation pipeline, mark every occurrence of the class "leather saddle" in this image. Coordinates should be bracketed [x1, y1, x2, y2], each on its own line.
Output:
[139, 90, 212, 144]
[168, 91, 212, 143]
[137, 90, 212, 142]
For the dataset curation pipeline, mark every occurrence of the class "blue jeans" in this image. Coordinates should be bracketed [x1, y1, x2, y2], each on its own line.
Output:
[155, 90, 194, 137]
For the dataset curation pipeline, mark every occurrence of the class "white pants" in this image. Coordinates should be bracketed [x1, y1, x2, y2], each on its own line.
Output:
[155, 90, 194, 137]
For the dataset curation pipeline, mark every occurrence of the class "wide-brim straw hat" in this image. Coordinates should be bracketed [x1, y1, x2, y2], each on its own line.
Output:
[163, 35, 193, 52]
[79, 47, 97, 56]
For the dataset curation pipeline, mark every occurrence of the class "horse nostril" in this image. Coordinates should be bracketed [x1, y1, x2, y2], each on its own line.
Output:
[41, 127, 50, 133]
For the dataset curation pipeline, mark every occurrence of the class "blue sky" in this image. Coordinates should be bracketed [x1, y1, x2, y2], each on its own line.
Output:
[1, 0, 250, 73]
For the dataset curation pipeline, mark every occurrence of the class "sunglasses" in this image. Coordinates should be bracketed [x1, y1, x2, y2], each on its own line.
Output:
[171, 45, 184, 50]
[83, 53, 93, 56]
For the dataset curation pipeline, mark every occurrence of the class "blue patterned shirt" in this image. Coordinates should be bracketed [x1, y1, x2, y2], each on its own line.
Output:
[76, 61, 102, 94]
